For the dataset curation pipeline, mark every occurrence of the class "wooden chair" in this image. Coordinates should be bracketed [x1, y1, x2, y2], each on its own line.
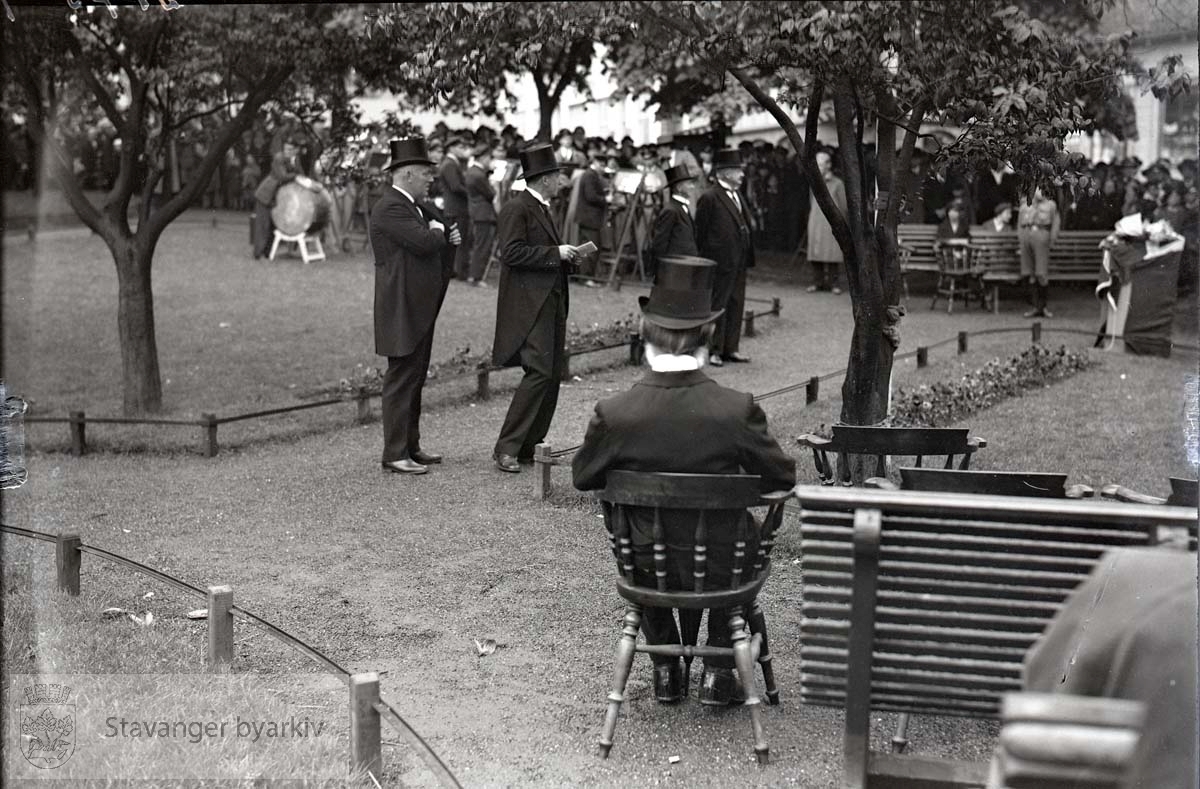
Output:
[868, 468, 1093, 499]
[792, 485, 1197, 789]
[931, 241, 988, 313]
[594, 471, 791, 765]
[796, 426, 987, 487]
[988, 693, 1146, 789]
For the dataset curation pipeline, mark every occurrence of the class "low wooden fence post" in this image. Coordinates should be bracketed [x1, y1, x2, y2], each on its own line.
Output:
[476, 364, 491, 401]
[56, 533, 82, 596]
[355, 388, 372, 424]
[349, 673, 382, 778]
[69, 411, 86, 456]
[916, 347, 928, 368]
[560, 354, 572, 383]
[534, 442, 553, 500]
[201, 413, 219, 457]
[628, 332, 643, 366]
[805, 376, 820, 405]
[207, 585, 234, 671]
[610, 276, 622, 292]
[772, 297, 782, 316]
[1032, 321, 1042, 343]
[957, 332, 969, 354]
[743, 310, 756, 338]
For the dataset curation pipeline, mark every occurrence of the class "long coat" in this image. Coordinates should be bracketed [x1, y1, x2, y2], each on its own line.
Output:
[371, 186, 451, 358]
[695, 186, 755, 309]
[438, 156, 469, 218]
[492, 191, 569, 367]
[649, 198, 699, 264]
[465, 164, 497, 224]
[806, 174, 846, 264]
[576, 167, 609, 231]
[572, 369, 796, 571]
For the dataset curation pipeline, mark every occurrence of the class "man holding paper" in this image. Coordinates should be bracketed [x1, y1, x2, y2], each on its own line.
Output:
[491, 144, 593, 473]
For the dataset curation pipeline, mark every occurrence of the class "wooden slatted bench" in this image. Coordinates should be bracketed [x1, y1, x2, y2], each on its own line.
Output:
[792, 485, 1198, 789]
[897, 226, 1109, 312]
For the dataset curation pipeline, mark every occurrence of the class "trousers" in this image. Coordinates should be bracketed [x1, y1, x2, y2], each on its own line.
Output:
[495, 288, 567, 458]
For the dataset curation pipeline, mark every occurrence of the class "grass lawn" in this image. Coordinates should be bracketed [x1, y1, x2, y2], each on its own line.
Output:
[3, 204, 1197, 785]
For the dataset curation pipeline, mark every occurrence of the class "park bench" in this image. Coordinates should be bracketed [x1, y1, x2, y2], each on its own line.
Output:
[796, 426, 986, 487]
[867, 467, 1093, 499]
[898, 225, 1109, 313]
[792, 485, 1198, 789]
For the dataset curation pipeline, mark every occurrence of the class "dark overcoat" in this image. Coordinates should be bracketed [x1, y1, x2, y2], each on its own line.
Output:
[371, 186, 451, 358]
[649, 198, 699, 264]
[491, 191, 569, 367]
[694, 186, 755, 309]
[438, 156, 469, 218]
[576, 167, 608, 230]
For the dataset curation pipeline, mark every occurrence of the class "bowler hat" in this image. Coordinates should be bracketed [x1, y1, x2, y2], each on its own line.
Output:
[517, 143, 564, 180]
[638, 256, 725, 330]
[712, 148, 743, 170]
[664, 164, 697, 186]
[385, 138, 434, 170]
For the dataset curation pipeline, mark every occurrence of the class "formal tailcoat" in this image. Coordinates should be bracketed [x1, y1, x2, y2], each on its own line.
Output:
[573, 369, 796, 570]
[695, 186, 756, 309]
[371, 186, 451, 358]
[492, 191, 570, 367]
[649, 198, 699, 264]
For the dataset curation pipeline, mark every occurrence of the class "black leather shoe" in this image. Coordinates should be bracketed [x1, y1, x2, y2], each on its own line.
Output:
[381, 459, 428, 475]
[410, 449, 443, 464]
[726, 352, 751, 363]
[698, 667, 745, 706]
[494, 453, 521, 473]
[653, 662, 683, 704]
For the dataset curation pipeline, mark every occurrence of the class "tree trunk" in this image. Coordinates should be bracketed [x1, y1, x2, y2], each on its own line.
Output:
[113, 237, 163, 414]
[537, 99, 555, 143]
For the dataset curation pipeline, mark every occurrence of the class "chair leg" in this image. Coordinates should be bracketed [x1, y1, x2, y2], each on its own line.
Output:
[729, 608, 769, 766]
[930, 277, 940, 311]
[747, 602, 778, 705]
[269, 232, 282, 261]
[598, 604, 642, 759]
[891, 711, 911, 754]
[947, 278, 956, 314]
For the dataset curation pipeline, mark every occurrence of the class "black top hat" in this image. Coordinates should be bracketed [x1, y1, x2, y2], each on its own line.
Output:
[385, 138, 434, 170]
[664, 164, 697, 187]
[517, 143, 564, 180]
[638, 256, 725, 330]
[712, 148, 743, 170]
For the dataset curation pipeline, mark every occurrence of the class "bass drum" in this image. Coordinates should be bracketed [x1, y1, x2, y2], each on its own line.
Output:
[271, 181, 331, 235]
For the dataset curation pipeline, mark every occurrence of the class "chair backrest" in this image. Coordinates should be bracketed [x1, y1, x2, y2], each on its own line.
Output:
[994, 693, 1146, 789]
[899, 467, 1069, 498]
[936, 241, 977, 274]
[1168, 476, 1199, 507]
[595, 471, 786, 595]
[800, 426, 985, 485]
[793, 485, 1198, 719]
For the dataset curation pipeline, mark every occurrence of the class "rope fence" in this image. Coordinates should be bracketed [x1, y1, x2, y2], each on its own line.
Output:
[528, 321, 1200, 499]
[22, 296, 784, 457]
[0, 522, 461, 787]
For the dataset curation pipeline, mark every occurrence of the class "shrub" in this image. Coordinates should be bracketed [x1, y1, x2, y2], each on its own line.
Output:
[887, 344, 1097, 428]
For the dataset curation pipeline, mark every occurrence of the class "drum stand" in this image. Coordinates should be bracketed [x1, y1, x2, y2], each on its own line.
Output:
[269, 230, 326, 264]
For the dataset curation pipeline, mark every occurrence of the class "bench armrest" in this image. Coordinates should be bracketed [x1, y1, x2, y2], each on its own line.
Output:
[758, 489, 794, 504]
[1099, 484, 1167, 505]
[796, 433, 831, 450]
[1064, 484, 1094, 499]
[968, 436, 987, 450]
[864, 477, 899, 491]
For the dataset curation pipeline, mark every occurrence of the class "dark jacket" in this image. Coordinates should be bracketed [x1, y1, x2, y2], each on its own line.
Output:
[695, 185, 756, 309]
[650, 198, 699, 264]
[253, 151, 301, 206]
[572, 369, 796, 570]
[371, 186, 451, 358]
[492, 190, 570, 367]
[437, 155, 469, 218]
[576, 167, 609, 230]
[466, 164, 497, 224]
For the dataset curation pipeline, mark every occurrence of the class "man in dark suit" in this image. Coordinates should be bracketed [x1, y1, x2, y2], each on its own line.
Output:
[252, 138, 302, 259]
[573, 257, 795, 705]
[491, 144, 583, 473]
[695, 149, 755, 366]
[649, 164, 701, 277]
[575, 153, 609, 285]
[438, 134, 473, 280]
[372, 138, 462, 475]
[465, 142, 497, 286]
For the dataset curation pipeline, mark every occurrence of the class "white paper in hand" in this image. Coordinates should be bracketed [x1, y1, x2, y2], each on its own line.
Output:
[576, 241, 598, 258]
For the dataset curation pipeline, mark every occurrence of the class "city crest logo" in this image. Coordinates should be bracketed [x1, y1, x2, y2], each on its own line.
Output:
[20, 683, 75, 769]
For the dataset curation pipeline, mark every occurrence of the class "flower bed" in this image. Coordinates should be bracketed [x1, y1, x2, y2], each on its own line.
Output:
[887, 344, 1098, 428]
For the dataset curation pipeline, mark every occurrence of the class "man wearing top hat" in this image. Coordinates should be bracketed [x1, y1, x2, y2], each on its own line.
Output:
[372, 138, 462, 475]
[648, 164, 701, 279]
[491, 143, 584, 473]
[695, 148, 756, 366]
[572, 256, 795, 705]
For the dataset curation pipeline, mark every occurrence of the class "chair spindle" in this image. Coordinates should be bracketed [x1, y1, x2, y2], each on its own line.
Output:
[652, 507, 668, 592]
[693, 510, 707, 593]
[730, 511, 746, 590]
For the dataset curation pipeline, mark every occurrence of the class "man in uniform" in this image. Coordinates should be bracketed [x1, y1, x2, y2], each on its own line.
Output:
[1017, 186, 1060, 318]
[491, 144, 583, 473]
[438, 134, 473, 280]
[372, 138, 462, 475]
[465, 142, 497, 286]
[695, 149, 755, 366]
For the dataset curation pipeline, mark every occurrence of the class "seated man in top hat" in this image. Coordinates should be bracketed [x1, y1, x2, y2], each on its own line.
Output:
[572, 256, 796, 705]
